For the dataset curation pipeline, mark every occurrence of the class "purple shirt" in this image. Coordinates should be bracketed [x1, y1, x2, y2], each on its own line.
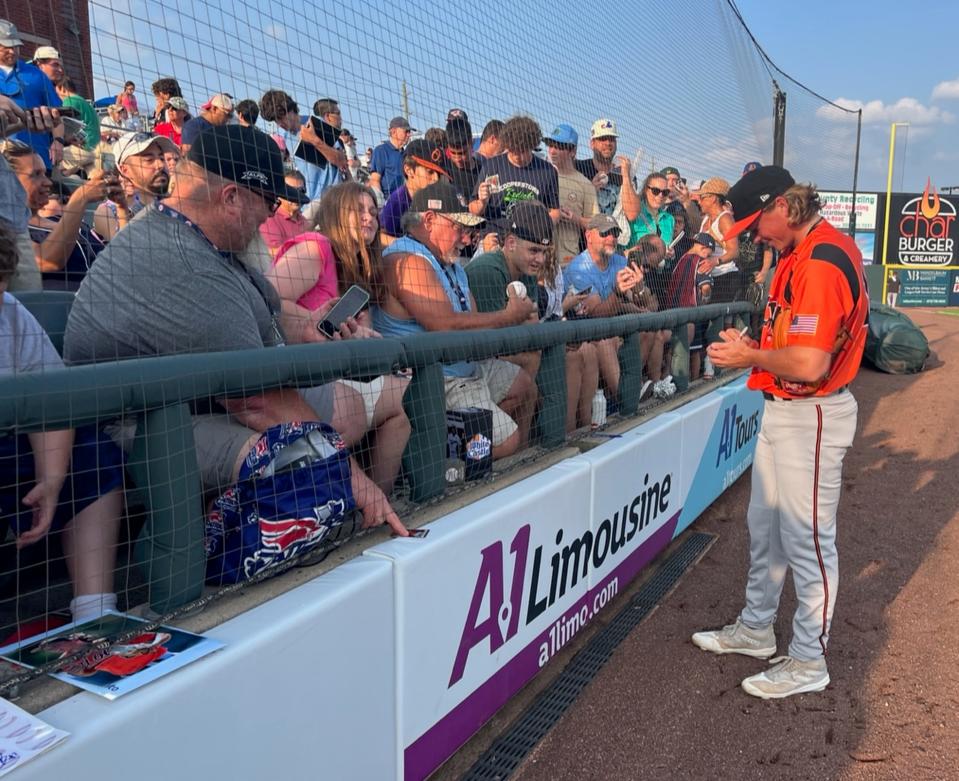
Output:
[380, 184, 412, 238]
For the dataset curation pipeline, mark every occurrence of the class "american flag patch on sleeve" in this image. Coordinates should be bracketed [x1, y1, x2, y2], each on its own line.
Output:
[789, 314, 819, 335]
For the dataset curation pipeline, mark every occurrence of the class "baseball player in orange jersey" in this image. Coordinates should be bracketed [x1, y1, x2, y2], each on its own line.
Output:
[691, 166, 869, 699]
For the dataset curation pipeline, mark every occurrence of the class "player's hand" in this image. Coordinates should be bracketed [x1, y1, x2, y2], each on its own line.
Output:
[719, 327, 759, 349]
[18, 478, 62, 547]
[707, 338, 756, 369]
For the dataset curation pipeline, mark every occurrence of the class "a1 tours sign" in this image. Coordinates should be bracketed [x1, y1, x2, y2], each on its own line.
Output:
[887, 180, 958, 266]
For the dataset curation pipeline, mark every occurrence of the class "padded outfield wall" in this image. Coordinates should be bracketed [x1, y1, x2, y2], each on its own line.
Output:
[19, 377, 761, 781]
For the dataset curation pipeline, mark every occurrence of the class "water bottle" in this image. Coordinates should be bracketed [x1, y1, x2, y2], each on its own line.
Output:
[591, 390, 607, 429]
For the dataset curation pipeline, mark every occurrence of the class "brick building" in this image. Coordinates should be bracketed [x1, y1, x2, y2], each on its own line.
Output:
[1, 0, 93, 97]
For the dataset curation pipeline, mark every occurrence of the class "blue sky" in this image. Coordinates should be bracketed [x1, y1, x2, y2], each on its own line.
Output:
[735, 0, 959, 192]
[89, 0, 958, 194]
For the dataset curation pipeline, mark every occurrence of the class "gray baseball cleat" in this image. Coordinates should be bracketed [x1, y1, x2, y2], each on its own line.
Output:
[740, 655, 830, 699]
[691, 618, 776, 658]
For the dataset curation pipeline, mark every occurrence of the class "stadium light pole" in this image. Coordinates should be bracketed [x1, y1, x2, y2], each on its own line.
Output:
[881, 122, 909, 303]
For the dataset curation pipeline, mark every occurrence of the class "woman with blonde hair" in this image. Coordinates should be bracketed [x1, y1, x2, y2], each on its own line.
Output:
[265, 181, 410, 493]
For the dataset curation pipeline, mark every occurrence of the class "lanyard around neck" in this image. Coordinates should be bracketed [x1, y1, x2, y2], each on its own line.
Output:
[439, 262, 469, 312]
[156, 203, 284, 343]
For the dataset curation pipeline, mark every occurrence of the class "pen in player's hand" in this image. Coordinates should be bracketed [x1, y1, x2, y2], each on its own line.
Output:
[738, 326, 750, 339]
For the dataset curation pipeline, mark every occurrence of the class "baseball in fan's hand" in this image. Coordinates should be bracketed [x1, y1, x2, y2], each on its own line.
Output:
[507, 281, 528, 299]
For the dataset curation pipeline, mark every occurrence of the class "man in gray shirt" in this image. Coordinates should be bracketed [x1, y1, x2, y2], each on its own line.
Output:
[65, 123, 409, 536]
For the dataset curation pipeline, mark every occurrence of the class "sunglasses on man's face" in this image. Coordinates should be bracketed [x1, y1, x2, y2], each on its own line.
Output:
[598, 227, 621, 238]
[647, 186, 670, 197]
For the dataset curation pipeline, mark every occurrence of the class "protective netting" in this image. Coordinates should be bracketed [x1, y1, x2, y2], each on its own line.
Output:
[0, 0, 857, 692]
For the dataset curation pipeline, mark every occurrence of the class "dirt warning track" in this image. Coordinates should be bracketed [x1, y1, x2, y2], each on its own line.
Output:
[512, 309, 959, 781]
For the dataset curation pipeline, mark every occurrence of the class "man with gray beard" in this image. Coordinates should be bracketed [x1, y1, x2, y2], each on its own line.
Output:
[65, 124, 409, 536]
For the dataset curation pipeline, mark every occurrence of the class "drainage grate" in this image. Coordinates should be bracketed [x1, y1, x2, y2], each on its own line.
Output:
[461, 531, 716, 781]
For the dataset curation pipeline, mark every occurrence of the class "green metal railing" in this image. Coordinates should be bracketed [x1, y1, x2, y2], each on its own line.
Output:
[0, 293, 753, 612]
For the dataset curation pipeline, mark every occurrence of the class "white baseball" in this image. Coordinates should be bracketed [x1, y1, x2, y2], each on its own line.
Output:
[507, 281, 527, 299]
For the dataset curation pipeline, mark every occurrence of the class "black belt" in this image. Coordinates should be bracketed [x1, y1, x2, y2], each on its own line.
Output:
[762, 386, 848, 402]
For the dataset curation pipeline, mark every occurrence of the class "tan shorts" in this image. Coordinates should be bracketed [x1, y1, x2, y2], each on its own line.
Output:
[106, 382, 337, 493]
[445, 359, 520, 447]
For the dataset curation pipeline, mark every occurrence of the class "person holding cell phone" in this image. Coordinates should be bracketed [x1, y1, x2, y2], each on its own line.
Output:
[565, 214, 649, 404]
[618, 160, 675, 252]
[469, 116, 560, 223]
[265, 180, 412, 494]
[64, 124, 409, 537]
[93, 132, 178, 242]
[0, 21, 65, 169]
[4, 139, 113, 290]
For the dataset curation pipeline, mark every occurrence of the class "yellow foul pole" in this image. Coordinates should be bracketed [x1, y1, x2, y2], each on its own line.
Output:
[881, 122, 908, 304]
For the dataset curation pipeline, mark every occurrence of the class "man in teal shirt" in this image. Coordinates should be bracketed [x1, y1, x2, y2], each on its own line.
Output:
[466, 200, 551, 314]
[466, 200, 552, 386]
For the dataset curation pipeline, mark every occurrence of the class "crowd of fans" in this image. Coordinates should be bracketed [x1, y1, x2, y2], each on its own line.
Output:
[0, 19, 773, 628]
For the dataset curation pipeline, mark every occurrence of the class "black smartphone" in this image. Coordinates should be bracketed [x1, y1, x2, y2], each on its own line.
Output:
[310, 114, 342, 147]
[317, 285, 370, 338]
[57, 106, 81, 119]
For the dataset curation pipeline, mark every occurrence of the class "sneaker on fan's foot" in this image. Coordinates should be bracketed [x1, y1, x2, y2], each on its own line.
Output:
[691, 617, 776, 658]
[741, 655, 830, 699]
[640, 379, 654, 400]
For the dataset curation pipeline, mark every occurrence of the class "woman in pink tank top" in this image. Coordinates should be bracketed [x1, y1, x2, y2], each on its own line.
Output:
[265, 182, 409, 493]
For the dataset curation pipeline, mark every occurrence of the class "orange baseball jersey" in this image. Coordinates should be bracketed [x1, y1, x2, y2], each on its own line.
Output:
[748, 219, 869, 398]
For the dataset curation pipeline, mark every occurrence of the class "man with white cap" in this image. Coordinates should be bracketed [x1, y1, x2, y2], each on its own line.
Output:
[575, 119, 623, 216]
[93, 132, 178, 241]
[0, 20, 64, 168]
[31, 45, 64, 84]
[180, 93, 234, 153]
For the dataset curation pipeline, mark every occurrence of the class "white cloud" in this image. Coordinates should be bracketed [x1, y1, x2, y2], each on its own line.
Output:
[932, 78, 959, 100]
[816, 97, 954, 126]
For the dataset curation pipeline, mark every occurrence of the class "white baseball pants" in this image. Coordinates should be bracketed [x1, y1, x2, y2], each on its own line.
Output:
[739, 390, 858, 660]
